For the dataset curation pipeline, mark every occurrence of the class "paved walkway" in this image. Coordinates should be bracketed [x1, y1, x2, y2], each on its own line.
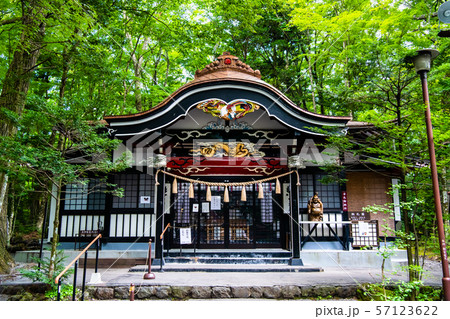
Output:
[0, 264, 445, 304]
[82, 265, 442, 288]
[1, 261, 444, 288]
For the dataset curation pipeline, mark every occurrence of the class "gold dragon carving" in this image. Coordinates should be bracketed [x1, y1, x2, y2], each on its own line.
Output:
[191, 142, 265, 157]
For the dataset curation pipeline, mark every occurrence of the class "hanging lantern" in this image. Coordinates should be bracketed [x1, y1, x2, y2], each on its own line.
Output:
[224, 186, 229, 203]
[258, 183, 264, 199]
[172, 178, 178, 194]
[189, 182, 194, 199]
[241, 185, 247, 201]
[206, 185, 211, 201]
[275, 178, 281, 194]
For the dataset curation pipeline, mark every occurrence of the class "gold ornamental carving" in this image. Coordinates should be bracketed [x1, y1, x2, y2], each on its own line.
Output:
[191, 142, 265, 158]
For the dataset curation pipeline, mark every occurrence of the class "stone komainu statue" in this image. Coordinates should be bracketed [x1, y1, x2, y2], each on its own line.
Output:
[307, 192, 323, 221]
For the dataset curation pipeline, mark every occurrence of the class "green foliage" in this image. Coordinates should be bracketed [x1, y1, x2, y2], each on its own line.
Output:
[19, 249, 81, 300]
[45, 284, 81, 301]
[18, 249, 72, 289]
[360, 280, 441, 301]
[360, 199, 443, 300]
[0, 95, 126, 186]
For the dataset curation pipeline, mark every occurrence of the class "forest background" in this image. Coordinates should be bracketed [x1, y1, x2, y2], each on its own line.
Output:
[0, 0, 449, 284]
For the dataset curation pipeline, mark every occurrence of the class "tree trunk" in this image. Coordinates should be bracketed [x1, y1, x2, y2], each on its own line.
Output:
[48, 133, 64, 279]
[0, 234, 13, 273]
[134, 71, 143, 112]
[0, 1, 48, 273]
[30, 182, 50, 232]
[306, 54, 317, 113]
[48, 181, 61, 279]
[396, 104, 418, 299]
[0, 2, 47, 137]
[7, 184, 16, 245]
[0, 178, 13, 273]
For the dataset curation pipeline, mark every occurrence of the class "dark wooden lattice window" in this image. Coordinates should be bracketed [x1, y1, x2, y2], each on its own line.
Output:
[300, 174, 341, 210]
[112, 173, 154, 209]
[64, 179, 106, 211]
[87, 179, 106, 210]
[174, 182, 193, 224]
[260, 183, 274, 223]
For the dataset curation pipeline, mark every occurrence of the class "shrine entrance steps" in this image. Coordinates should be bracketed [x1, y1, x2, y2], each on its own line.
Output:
[130, 249, 323, 273]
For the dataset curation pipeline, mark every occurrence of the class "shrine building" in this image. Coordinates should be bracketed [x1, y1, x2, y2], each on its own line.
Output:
[49, 53, 401, 266]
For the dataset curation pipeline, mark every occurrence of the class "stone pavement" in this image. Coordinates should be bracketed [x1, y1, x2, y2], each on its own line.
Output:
[0, 260, 444, 300]
[75, 264, 443, 299]
[87, 266, 406, 287]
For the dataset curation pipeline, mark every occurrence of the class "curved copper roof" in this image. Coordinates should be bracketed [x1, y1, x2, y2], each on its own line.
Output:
[104, 52, 351, 123]
[193, 52, 261, 80]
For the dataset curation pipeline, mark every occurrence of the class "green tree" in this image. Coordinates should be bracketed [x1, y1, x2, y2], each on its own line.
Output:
[1, 0, 95, 273]
[308, 0, 449, 298]
[0, 95, 126, 276]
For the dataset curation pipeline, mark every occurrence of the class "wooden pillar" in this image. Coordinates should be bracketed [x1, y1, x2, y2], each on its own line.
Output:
[290, 171, 302, 265]
[153, 169, 165, 265]
[340, 170, 350, 250]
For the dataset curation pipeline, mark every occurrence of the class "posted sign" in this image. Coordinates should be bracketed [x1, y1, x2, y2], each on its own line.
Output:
[179, 228, 192, 245]
[358, 221, 369, 237]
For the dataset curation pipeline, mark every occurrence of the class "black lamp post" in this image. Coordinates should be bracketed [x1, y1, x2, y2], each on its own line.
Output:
[411, 49, 450, 301]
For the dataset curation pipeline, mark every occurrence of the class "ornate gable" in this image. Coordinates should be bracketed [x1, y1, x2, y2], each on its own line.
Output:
[195, 52, 261, 79]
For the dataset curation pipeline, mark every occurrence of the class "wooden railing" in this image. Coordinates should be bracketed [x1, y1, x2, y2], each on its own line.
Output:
[54, 233, 102, 301]
[299, 221, 351, 250]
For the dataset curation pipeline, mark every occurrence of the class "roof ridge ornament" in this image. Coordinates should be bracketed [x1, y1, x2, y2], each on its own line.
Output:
[195, 52, 261, 79]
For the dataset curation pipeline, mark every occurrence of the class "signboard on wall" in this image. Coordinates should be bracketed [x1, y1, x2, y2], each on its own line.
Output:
[341, 191, 348, 212]
[351, 220, 379, 248]
[349, 212, 370, 221]
[140, 196, 151, 204]
[392, 178, 401, 221]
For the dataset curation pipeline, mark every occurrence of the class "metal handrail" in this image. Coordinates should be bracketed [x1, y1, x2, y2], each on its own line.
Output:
[54, 233, 102, 285]
[159, 223, 171, 272]
[160, 223, 171, 240]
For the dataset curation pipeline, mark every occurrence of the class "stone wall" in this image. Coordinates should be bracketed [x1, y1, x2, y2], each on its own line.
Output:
[87, 284, 357, 300]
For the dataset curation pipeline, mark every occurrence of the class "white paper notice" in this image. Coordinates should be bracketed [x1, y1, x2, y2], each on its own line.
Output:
[211, 196, 221, 210]
[179, 228, 192, 245]
[358, 221, 369, 237]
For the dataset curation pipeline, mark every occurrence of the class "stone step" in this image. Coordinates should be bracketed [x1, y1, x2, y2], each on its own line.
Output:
[165, 252, 292, 258]
[163, 249, 292, 265]
[163, 256, 291, 264]
[130, 263, 322, 273]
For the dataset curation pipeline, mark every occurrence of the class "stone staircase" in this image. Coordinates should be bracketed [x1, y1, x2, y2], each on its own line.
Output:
[130, 249, 323, 273]
[165, 250, 291, 264]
